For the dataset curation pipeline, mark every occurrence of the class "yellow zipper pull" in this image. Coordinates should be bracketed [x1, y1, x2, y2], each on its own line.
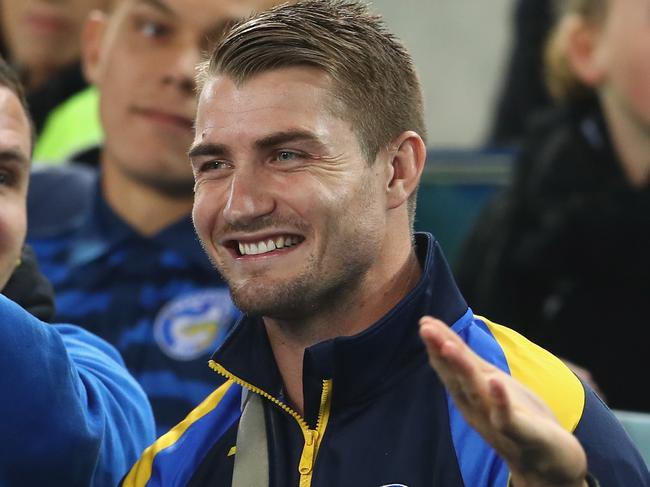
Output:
[298, 429, 319, 475]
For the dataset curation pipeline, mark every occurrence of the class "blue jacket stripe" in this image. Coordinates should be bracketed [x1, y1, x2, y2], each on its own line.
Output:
[147, 383, 242, 486]
[448, 309, 510, 487]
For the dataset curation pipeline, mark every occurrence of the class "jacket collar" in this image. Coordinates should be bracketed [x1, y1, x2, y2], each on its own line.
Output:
[211, 233, 468, 426]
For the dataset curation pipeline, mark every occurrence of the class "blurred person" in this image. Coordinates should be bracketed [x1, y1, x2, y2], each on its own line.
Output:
[27, 0, 286, 436]
[0, 0, 110, 159]
[0, 54, 155, 487]
[457, 0, 650, 411]
[487, 0, 554, 147]
[124, 2, 649, 485]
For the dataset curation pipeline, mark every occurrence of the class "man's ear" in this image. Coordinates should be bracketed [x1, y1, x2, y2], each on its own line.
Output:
[564, 14, 606, 87]
[81, 10, 110, 85]
[384, 131, 426, 211]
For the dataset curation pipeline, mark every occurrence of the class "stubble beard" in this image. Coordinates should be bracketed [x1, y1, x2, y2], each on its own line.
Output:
[210, 224, 380, 330]
[226, 248, 375, 323]
[209, 175, 382, 330]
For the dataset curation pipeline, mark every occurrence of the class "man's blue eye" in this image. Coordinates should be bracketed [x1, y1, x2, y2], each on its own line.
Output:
[277, 151, 297, 161]
[140, 21, 168, 38]
[202, 161, 228, 171]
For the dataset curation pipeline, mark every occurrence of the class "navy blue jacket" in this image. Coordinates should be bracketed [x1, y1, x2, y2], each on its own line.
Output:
[124, 234, 650, 486]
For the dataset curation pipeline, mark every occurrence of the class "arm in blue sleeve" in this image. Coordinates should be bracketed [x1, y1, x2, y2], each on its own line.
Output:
[0, 294, 156, 486]
[575, 383, 650, 485]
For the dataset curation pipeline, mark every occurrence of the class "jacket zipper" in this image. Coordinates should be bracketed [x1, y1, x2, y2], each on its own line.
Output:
[209, 360, 333, 487]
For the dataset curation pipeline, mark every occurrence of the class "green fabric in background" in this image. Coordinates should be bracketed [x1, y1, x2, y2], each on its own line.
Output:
[33, 86, 103, 165]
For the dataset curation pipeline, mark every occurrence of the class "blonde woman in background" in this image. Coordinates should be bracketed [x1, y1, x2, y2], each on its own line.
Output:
[458, 0, 650, 412]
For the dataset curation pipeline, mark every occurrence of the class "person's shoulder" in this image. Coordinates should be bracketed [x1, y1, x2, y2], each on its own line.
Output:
[460, 314, 585, 432]
[475, 315, 650, 485]
[27, 163, 98, 238]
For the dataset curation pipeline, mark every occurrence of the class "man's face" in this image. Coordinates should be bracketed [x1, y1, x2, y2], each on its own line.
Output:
[0, 86, 30, 290]
[191, 67, 389, 319]
[1, 0, 108, 78]
[84, 0, 275, 197]
[591, 0, 650, 129]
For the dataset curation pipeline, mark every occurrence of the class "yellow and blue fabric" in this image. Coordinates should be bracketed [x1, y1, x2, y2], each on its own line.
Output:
[27, 165, 239, 436]
[0, 294, 155, 486]
[122, 233, 650, 486]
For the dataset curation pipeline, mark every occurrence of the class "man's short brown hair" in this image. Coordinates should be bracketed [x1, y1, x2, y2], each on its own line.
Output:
[197, 0, 426, 222]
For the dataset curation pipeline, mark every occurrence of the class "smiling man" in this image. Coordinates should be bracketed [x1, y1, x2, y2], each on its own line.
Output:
[124, 1, 650, 486]
[27, 0, 284, 436]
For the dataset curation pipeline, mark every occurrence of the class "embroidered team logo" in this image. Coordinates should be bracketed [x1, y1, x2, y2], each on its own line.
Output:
[154, 288, 239, 360]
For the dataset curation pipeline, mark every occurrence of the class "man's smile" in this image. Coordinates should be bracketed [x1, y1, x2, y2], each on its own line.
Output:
[222, 233, 306, 258]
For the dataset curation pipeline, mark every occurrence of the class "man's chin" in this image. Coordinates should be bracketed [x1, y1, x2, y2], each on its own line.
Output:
[132, 172, 195, 199]
[228, 279, 313, 320]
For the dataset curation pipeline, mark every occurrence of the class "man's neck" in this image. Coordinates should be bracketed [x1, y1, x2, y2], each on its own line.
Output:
[601, 93, 650, 188]
[263, 243, 422, 416]
[100, 154, 193, 237]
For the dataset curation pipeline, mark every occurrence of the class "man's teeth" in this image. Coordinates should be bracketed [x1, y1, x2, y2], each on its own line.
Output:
[238, 236, 300, 256]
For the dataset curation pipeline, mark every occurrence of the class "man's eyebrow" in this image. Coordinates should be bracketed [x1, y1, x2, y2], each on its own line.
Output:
[0, 148, 30, 167]
[134, 0, 174, 16]
[188, 142, 230, 160]
[188, 131, 326, 160]
[254, 130, 325, 151]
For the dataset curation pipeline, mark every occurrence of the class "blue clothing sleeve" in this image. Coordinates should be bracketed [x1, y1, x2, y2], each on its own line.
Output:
[0, 294, 155, 486]
[575, 384, 650, 485]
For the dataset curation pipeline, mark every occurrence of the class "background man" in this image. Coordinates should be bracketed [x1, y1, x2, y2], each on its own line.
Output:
[0, 55, 154, 487]
[0, 0, 110, 159]
[27, 0, 282, 436]
[124, 1, 650, 485]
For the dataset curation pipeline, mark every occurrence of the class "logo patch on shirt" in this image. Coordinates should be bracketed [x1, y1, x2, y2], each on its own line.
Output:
[379, 484, 408, 487]
[154, 288, 238, 360]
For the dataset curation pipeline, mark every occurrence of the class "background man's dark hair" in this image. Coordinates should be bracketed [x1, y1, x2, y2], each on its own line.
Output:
[0, 55, 35, 148]
[198, 0, 426, 224]
[0, 55, 30, 114]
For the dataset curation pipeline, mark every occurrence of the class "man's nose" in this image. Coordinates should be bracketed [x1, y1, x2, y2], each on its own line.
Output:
[162, 45, 199, 94]
[222, 168, 275, 226]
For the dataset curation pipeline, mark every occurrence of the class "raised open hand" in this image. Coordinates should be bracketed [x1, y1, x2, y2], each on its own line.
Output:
[419, 316, 588, 487]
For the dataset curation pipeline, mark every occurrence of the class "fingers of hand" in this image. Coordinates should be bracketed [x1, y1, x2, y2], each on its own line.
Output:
[419, 317, 588, 485]
[419, 317, 492, 409]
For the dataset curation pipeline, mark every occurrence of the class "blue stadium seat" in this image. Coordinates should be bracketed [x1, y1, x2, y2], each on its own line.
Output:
[613, 410, 650, 467]
[415, 149, 513, 266]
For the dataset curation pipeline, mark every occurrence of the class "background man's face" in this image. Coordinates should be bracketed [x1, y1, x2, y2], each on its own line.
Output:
[1, 0, 109, 79]
[0, 87, 30, 290]
[84, 0, 278, 197]
[191, 67, 389, 319]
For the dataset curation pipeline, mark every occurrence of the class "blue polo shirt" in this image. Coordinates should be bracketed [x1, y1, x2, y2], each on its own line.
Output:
[27, 164, 239, 436]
